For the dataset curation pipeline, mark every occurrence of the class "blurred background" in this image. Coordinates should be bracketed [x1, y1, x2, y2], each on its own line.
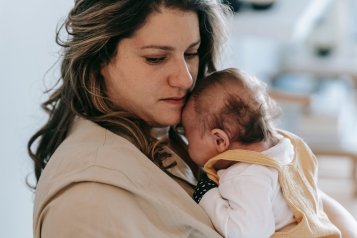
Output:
[222, 0, 357, 223]
[1, 0, 356, 237]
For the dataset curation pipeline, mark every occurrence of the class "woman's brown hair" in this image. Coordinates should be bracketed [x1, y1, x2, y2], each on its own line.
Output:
[28, 0, 231, 188]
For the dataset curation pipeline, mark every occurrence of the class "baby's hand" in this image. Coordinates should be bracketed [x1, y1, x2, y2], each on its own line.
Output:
[193, 175, 218, 204]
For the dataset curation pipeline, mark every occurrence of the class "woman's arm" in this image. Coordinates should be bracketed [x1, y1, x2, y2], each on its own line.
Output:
[320, 189, 357, 238]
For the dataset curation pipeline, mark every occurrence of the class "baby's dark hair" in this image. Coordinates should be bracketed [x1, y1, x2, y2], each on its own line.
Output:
[189, 68, 281, 144]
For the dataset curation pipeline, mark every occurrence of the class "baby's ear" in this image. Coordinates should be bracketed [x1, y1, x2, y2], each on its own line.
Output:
[211, 129, 230, 153]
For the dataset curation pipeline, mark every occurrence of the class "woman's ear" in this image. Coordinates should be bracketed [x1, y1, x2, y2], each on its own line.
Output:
[210, 129, 230, 153]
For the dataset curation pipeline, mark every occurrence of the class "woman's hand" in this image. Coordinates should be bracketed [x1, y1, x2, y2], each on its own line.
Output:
[320, 189, 357, 237]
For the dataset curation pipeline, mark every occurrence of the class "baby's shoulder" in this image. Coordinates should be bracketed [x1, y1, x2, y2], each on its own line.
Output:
[218, 162, 279, 187]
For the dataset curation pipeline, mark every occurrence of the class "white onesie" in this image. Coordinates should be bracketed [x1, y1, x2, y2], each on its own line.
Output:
[199, 136, 297, 238]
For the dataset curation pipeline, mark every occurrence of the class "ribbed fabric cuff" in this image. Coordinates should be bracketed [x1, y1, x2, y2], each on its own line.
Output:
[193, 176, 218, 204]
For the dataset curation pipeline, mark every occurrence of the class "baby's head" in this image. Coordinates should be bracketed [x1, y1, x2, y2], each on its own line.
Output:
[182, 68, 281, 167]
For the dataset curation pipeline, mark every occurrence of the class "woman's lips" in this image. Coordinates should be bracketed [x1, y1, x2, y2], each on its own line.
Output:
[161, 96, 186, 105]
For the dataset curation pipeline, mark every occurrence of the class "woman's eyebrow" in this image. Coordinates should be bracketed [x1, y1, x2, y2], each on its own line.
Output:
[140, 40, 201, 51]
[140, 45, 175, 51]
[188, 40, 201, 49]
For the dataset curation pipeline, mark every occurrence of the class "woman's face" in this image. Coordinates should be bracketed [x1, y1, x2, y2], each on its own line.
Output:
[101, 8, 200, 127]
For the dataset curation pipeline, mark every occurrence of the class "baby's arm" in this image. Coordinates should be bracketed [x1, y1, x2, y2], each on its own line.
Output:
[195, 165, 277, 238]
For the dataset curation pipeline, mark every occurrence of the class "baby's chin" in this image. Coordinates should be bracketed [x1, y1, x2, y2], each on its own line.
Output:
[190, 156, 209, 168]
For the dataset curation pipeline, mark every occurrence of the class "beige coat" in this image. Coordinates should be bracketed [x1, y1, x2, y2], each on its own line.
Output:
[33, 118, 221, 238]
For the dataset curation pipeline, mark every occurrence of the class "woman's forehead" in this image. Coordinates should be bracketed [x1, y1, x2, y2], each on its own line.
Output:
[130, 8, 200, 50]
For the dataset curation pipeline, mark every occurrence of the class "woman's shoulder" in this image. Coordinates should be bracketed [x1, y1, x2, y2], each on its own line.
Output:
[33, 119, 222, 238]
[43, 118, 151, 176]
[34, 119, 163, 206]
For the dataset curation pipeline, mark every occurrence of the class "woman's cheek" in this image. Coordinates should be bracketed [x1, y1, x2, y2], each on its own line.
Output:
[188, 59, 199, 79]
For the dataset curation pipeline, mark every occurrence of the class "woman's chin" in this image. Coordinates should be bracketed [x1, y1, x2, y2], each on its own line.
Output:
[153, 114, 181, 127]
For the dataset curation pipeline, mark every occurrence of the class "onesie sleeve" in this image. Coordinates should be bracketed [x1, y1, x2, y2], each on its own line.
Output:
[198, 171, 276, 238]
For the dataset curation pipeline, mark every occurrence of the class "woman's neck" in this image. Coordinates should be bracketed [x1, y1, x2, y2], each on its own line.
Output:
[151, 126, 170, 140]
[151, 127, 200, 180]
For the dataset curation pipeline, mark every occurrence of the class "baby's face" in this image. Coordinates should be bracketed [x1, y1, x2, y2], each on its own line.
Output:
[181, 100, 220, 167]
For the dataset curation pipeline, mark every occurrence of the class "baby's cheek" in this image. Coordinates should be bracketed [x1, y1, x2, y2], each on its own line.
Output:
[205, 145, 220, 161]
[188, 147, 201, 165]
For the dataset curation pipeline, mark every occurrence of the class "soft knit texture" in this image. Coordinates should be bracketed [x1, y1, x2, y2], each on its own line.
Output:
[203, 130, 341, 238]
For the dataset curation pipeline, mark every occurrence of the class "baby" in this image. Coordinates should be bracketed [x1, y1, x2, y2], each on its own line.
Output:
[181, 68, 341, 238]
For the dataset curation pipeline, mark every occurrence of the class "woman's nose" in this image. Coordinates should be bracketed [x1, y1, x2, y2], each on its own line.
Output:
[168, 58, 193, 90]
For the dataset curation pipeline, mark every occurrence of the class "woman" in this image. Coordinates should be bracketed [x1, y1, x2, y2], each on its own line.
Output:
[28, 0, 357, 237]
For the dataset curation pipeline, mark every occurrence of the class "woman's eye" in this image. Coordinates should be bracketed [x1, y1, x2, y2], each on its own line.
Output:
[185, 52, 199, 59]
[146, 57, 165, 64]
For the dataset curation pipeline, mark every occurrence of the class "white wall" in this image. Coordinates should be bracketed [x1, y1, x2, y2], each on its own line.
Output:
[0, 1, 73, 237]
